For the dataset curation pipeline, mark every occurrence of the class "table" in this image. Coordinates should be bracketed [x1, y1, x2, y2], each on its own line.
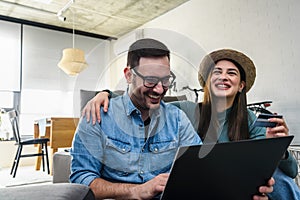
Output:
[34, 117, 79, 174]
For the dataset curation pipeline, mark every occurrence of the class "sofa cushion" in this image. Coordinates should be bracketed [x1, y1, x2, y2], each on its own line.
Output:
[0, 183, 95, 200]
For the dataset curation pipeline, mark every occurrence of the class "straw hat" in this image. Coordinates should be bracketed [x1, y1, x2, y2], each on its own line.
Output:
[198, 49, 256, 93]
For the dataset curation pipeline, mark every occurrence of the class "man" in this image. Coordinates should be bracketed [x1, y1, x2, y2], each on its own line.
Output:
[70, 38, 201, 199]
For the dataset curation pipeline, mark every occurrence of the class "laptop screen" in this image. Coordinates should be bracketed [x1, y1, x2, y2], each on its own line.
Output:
[160, 136, 293, 200]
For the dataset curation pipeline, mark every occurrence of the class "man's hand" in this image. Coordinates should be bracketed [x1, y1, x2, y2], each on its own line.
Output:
[81, 91, 110, 124]
[131, 173, 169, 199]
[90, 173, 169, 200]
[253, 177, 275, 200]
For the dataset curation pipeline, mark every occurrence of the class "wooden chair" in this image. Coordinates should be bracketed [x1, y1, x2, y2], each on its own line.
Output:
[8, 110, 50, 178]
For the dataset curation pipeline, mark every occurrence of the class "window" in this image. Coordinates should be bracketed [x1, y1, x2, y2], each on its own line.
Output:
[0, 20, 21, 92]
[20, 25, 110, 135]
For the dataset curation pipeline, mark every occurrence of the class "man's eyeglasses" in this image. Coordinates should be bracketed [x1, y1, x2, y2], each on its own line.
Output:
[131, 68, 176, 89]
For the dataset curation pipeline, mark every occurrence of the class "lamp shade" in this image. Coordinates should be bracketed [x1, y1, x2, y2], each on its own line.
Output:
[58, 48, 88, 76]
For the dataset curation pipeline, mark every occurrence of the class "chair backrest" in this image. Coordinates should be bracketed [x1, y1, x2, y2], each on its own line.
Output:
[7, 110, 21, 144]
[50, 117, 79, 149]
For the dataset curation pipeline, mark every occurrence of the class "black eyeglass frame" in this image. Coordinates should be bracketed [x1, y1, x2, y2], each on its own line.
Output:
[131, 68, 176, 89]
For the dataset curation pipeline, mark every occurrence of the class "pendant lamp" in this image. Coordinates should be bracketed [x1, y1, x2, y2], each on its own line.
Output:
[57, 2, 88, 76]
[58, 48, 88, 76]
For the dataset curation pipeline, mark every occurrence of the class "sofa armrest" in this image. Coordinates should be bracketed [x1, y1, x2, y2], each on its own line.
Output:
[53, 151, 72, 183]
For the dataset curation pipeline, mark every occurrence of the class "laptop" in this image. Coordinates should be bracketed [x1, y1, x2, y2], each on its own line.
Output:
[160, 136, 294, 200]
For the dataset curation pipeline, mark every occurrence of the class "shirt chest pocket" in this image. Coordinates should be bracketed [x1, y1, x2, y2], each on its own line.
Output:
[149, 140, 177, 153]
[148, 140, 178, 171]
[103, 137, 133, 171]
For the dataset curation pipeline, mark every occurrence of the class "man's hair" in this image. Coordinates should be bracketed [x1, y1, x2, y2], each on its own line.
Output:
[127, 38, 170, 68]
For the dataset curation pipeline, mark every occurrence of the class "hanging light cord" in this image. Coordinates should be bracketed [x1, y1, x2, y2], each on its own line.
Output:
[56, 0, 75, 48]
[72, 10, 75, 49]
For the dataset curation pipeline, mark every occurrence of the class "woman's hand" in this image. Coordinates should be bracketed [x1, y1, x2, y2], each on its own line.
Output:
[266, 117, 289, 138]
[253, 177, 275, 200]
[81, 91, 110, 124]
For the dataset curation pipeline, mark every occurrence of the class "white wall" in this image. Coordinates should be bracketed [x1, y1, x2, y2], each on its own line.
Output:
[114, 0, 300, 143]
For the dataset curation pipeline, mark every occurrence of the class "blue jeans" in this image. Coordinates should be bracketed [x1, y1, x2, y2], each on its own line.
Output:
[268, 168, 300, 200]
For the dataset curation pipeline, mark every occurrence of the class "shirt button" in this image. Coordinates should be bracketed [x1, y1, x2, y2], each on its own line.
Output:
[154, 148, 158, 152]
[140, 171, 144, 174]
[122, 148, 126, 152]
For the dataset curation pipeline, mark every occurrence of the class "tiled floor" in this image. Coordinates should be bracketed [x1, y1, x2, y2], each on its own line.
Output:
[0, 165, 52, 188]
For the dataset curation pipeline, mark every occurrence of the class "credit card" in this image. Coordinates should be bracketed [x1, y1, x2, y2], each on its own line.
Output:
[252, 113, 282, 127]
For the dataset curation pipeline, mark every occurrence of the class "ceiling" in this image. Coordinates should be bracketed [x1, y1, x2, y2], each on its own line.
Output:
[0, 0, 189, 39]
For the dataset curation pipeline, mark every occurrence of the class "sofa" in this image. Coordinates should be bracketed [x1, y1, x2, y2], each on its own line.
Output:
[0, 151, 93, 200]
[0, 151, 94, 200]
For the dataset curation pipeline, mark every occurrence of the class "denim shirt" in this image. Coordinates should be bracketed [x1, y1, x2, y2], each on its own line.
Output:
[70, 93, 201, 186]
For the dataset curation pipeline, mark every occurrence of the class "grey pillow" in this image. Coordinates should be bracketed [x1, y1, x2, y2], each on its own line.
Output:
[80, 89, 99, 111]
[79, 89, 125, 111]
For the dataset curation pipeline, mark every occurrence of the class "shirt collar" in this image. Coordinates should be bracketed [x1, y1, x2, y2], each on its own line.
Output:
[122, 91, 163, 118]
[123, 91, 137, 116]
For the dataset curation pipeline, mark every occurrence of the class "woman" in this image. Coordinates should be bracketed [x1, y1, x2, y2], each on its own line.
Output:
[82, 49, 299, 200]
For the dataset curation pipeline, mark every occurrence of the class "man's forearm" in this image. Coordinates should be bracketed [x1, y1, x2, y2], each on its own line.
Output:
[90, 177, 138, 200]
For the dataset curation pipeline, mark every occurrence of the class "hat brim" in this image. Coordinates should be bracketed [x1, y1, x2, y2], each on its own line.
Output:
[198, 49, 256, 93]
